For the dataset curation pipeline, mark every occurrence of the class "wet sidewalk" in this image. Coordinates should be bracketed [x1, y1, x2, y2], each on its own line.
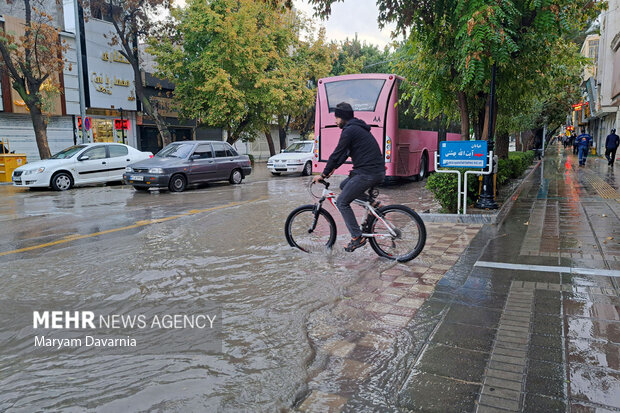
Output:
[395, 145, 620, 412]
[299, 145, 620, 412]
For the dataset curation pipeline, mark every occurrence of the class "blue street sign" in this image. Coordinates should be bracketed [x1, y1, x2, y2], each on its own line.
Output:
[84, 117, 92, 132]
[439, 140, 488, 168]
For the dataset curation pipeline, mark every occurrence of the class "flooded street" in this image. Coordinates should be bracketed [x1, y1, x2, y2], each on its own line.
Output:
[0, 168, 447, 411]
[2, 146, 619, 412]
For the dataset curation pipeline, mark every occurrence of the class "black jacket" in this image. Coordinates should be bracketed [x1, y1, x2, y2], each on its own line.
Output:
[323, 118, 385, 176]
[606, 133, 619, 149]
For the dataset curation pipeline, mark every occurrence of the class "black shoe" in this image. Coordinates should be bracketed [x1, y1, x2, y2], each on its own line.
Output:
[344, 236, 367, 252]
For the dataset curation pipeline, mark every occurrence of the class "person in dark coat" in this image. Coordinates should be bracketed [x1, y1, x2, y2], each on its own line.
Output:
[605, 128, 619, 166]
[312, 102, 385, 252]
[576, 128, 593, 166]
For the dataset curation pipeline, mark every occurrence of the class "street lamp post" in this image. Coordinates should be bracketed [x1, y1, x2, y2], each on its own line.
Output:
[119, 107, 125, 144]
[475, 63, 499, 210]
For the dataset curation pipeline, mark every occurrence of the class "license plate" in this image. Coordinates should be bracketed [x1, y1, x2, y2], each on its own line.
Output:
[130, 175, 144, 181]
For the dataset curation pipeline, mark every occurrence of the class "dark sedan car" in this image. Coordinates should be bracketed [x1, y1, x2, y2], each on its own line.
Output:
[123, 141, 252, 192]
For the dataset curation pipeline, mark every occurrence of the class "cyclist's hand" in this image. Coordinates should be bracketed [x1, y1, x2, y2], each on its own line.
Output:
[312, 174, 324, 184]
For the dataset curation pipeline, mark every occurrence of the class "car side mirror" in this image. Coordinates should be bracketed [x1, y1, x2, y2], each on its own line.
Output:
[190, 154, 201, 160]
[79, 155, 90, 161]
[280, 149, 285, 153]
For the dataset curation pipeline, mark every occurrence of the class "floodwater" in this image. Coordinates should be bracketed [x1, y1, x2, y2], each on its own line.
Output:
[0, 168, 432, 411]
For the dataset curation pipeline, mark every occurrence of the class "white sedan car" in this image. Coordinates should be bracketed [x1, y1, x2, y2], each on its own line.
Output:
[267, 141, 315, 176]
[12, 143, 153, 191]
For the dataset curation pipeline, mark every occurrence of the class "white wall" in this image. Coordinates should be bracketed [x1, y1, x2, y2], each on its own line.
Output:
[597, 1, 620, 109]
[0, 114, 74, 161]
[61, 32, 81, 116]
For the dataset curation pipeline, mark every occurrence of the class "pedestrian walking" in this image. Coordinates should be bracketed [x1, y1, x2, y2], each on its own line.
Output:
[605, 128, 619, 167]
[572, 133, 579, 155]
[576, 128, 593, 166]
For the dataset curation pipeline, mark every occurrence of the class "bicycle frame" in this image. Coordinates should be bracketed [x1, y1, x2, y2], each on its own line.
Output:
[312, 184, 399, 238]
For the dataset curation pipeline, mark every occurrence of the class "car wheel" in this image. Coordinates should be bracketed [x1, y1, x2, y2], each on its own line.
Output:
[271, 172, 281, 176]
[168, 174, 187, 192]
[51, 172, 73, 191]
[301, 161, 312, 176]
[230, 169, 243, 184]
[133, 186, 149, 192]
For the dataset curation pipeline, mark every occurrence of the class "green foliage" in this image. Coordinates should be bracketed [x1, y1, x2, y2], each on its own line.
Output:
[426, 169, 479, 213]
[331, 36, 393, 76]
[149, 0, 322, 144]
[497, 151, 535, 185]
[428, 150, 535, 212]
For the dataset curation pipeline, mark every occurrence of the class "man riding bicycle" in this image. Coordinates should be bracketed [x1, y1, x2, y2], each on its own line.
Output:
[312, 102, 385, 252]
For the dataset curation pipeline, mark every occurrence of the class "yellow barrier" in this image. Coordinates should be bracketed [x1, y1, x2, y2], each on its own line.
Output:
[0, 139, 27, 182]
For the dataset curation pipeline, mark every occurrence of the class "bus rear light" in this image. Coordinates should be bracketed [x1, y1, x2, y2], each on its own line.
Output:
[386, 155, 391, 160]
[386, 150, 391, 155]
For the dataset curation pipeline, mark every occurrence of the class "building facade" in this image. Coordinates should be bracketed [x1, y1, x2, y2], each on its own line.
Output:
[579, 3, 620, 153]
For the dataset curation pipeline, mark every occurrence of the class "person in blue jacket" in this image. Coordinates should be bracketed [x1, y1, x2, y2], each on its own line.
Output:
[605, 128, 619, 166]
[576, 128, 593, 166]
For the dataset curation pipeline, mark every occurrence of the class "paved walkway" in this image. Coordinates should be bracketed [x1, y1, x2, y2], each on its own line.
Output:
[298, 144, 620, 412]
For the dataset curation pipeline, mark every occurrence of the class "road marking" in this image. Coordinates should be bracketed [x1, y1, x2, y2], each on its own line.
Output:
[475, 261, 620, 278]
[0, 196, 268, 257]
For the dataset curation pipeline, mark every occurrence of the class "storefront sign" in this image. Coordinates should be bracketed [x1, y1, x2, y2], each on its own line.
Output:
[439, 140, 488, 168]
[85, 19, 137, 111]
[114, 119, 130, 130]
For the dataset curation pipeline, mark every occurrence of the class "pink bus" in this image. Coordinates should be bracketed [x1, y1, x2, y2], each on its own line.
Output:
[313, 73, 460, 180]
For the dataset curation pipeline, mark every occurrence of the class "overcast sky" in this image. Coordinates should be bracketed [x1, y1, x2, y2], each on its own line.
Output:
[173, 0, 397, 48]
[293, 0, 397, 48]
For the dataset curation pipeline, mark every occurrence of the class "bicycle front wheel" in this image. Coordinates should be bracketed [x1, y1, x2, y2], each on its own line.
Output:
[368, 205, 426, 262]
[285, 205, 337, 253]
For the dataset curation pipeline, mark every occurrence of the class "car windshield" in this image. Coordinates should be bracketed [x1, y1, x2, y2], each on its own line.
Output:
[50, 145, 88, 159]
[156, 143, 194, 158]
[325, 79, 386, 112]
[284, 142, 313, 153]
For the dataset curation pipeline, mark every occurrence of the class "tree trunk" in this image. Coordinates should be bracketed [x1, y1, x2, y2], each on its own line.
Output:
[265, 128, 276, 156]
[456, 91, 469, 140]
[134, 73, 172, 147]
[28, 104, 51, 159]
[278, 115, 290, 151]
[496, 132, 509, 159]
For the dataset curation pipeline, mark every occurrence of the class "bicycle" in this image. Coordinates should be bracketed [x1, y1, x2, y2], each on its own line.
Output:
[284, 179, 426, 262]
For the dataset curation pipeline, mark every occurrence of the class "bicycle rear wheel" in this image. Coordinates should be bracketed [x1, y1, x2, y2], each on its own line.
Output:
[367, 205, 426, 262]
[285, 205, 337, 253]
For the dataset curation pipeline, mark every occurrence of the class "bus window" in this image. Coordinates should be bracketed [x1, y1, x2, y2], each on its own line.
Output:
[397, 99, 440, 131]
[325, 79, 386, 112]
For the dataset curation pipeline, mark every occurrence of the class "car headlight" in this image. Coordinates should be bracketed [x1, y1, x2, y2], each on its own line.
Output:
[148, 168, 164, 174]
[125, 167, 133, 172]
[23, 167, 45, 175]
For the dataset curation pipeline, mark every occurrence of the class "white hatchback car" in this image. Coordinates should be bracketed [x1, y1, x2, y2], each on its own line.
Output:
[12, 143, 153, 191]
[267, 141, 315, 176]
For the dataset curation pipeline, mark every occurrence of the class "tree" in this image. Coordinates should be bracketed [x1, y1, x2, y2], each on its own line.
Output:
[331, 35, 392, 76]
[88, 0, 173, 146]
[0, 0, 67, 159]
[308, 0, 602, 147]
[150, 0, 313, 149]
[282, 25, 337, 144]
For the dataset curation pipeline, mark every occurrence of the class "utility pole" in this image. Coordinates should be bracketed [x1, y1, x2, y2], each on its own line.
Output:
[475, 64, 499, 210]
[73, 0, 87, 143]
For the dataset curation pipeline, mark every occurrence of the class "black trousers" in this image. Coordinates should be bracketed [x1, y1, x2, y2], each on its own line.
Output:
[337, 173, 385, 238]
[606, 148, 617, 165]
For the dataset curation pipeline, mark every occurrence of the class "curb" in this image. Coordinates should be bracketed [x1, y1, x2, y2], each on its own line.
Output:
[419, 160, 542, 225]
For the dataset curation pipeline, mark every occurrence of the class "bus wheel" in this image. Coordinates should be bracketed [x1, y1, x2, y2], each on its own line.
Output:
[416, 153, 428, 181]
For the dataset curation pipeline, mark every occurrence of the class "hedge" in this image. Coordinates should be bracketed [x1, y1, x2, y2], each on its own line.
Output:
[426, 150, 535, 212]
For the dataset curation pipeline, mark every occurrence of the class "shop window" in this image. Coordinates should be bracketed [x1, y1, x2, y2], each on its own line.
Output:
[92, 119, 114, 143]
